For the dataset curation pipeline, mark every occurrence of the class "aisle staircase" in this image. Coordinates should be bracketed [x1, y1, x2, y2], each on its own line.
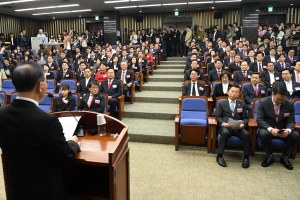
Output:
[122, 57, 186, 144]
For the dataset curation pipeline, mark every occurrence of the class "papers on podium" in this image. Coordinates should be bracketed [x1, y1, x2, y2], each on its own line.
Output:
[228, 118, 243, 129]
[58, 116, 82, 140]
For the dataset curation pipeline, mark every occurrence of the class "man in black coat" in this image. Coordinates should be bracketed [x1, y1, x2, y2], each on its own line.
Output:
[78, 67, 94, 96]
[0, 62, 80, 199]
[182, 69, 207, 96]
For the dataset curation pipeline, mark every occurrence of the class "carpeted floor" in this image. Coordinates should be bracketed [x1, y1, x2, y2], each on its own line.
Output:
[1, 143, 300, 200]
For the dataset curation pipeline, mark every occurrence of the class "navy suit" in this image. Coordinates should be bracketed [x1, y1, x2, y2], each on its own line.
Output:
[263, 55, 277, 63]
[274, 62, 291, 73]
[233, 70, 252, 85]
[250, 61, 267, 73]
[100, 79, 122, 118]
[116, 70, 134, 94]
[274, 81, 300, 100]
[212, 31, 221, 42]
[229, 62, 242, 74]
[239, 51, 249, 59]
[207, 69, 223, 85]
[79, 92, 105, 113]
[243, 57, 256, 65]
[224, 57, 234, 68]
[285, 56, 299, 66]
[291, 70, 300, 83]
[260, 71, 282, 88]
[184, 70, 204, 81]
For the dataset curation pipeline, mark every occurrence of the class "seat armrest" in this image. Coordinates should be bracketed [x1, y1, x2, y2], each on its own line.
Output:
[248, 118, 258, 127]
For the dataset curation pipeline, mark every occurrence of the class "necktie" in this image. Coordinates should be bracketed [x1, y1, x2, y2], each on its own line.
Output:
[290, 56, 293, 64]
[243, 71, 246, 78]
[281, 63, 284, 69]
[108, 80, 111, 90]
[259, 63, 262, 72]
[274, 104, 279, 122]
[107, 58, 110, 64]
[192, 83, 196, 96]
[217, 70, 221, 79]
[121, 71, 125, 83]
[254, 85, 258, 96]
[230, 101, 235, 116]
[236, 63, 240, 68]
[297, 73, 300, 83]
[87, 95, 94, 108]
[244, 51, 247, 57]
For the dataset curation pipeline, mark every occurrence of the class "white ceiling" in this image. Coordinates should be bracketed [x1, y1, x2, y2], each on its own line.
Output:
[0, 0, 299, 20]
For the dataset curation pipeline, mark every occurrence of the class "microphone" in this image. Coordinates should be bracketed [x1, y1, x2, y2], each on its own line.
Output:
[48, 93, 85, 137]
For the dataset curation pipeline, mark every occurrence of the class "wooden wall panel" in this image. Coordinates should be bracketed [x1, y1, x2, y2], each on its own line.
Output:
[0, 15, 22, 37]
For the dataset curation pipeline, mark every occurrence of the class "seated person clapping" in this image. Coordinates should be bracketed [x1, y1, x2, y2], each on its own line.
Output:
[52, 84, 75, 112]
[78, 80, 105, 113]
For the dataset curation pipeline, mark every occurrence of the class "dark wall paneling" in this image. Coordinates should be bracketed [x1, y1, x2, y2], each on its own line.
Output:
[259, 7, 300, 23]
[0, 15, 22, 37]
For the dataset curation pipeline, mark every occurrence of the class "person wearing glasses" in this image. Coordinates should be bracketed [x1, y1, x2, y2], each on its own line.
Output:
[78, 80, 105, 113]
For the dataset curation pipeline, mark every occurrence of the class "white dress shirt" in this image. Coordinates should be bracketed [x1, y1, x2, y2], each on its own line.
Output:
[222, 83, 229, 94]
[16, 96, 39, 106]
[284, 80, 293, 95]
[268, 71, 275, 85]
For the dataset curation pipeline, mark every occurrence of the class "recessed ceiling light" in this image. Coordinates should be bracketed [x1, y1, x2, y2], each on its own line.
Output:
[139, 10, 142, 12]
[215, 0, 241, 3]
[212, 6, 215, 9]
[290, 4, 293, 5]
[0, 0, 36, 5]
[138, 4, 161, 7]
[188, 1, 213, 4]
[104, 0, 129, 3]
[163, 3, 187, 6]
[115, 5, 137, 9]
[15, 4, 80, 11]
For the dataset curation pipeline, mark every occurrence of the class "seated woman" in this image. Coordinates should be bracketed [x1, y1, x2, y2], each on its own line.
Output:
[128, 57, 140, 73]
[43, 64, 54, 79]
[52, 84, 75, 112]
[21, 55, 29, 63]
[95, 62, 108, 84]
[144, 48, 153, 66]
[110, 56, 120, 74]
[37, 51, 47, 61]
[212, 71, 232, 107]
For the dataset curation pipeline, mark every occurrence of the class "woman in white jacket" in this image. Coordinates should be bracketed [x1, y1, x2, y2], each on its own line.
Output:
[130, 31, 138, 44]
[271, 26, 285, 46]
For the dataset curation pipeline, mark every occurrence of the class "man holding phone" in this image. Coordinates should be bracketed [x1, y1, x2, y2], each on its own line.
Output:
[256, 86, 300, 170]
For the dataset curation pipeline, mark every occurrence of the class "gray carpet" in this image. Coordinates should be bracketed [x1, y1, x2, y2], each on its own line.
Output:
[1, 143, 300, 200]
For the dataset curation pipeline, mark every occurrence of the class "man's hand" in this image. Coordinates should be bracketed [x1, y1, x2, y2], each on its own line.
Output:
[68, 135, 79, 143]
[108, 96, 112, 100]
[127, 83, 132, 87]
[279, 129, 289, 138]
[270, 128, 280, 137]
[222, 123, 231, 128]
[0, 47, 5, 53]
[237, 124, 244, 129]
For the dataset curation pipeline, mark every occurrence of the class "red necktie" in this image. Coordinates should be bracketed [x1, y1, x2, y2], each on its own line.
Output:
[281, 63, 284, 69]
[108, 80, 111, 90]
[244, 52, 247, 57]
[217, 70, 221, 79]
[121, 71, 125, 82]
[243, 71, 246, 78]
[297, 73, 300, 83]
[88, 95, 94, 108]
[290, 57, 293, 64]
[259, 63, 262, 72]
[236, 63, 240, 68]
[254, 85, 258, 96]
[274, 104, 279, 122]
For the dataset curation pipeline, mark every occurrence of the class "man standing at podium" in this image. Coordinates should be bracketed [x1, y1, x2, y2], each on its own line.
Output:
[0, 62, 80, 199]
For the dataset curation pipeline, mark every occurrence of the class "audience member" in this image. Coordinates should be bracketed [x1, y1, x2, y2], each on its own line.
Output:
[182, 69, 207, 96]
[52, 84, 75, 112]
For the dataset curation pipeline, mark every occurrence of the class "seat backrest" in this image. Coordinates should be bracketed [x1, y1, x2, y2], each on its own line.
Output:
[10, 92, 18, 103]
[2, 79, 15, 93]
[294, 101, 300, 124]
[0, 91, 7, 104]
[181, 97, 207, 120]
[46, 79, 56, 93]
[252, 98, 262, 120]
[211, 81, 222, 95]
[101, 93, 108, 114]
[39, 93, 53, 112]
[241, 82, 251, 93]
[72, 93, 80, 111]
[49, 70, 57, 79]
[60, 80, 77, 93]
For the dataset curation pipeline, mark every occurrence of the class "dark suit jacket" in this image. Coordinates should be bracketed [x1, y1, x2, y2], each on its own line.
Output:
[184, 70, 204, 81]
[207, 69, 223, 85]
[116, 70, 134, 85]
[57, 70, 74, 82]
[233, 70, 252, 85]
[213, 31, 221, 41]
[274, 81, 300, 100]
[257, 96, 295, 130]
[242, 83, 269, 104]
[285, 56, 299, 66]
[0, 99, 80, 199]
[239, 51, 249, 59]
[212, 82, 232, 102]
[243, 57, 256, 65]
[224, 57, 234, 67]
[250, 61, 267, 73]
[260, 71, 282, 88]
[99, 79, 122, 98]
[207, 63, 216, 73]
[78, 92, 105, 113]
[52, 95, 75, 112]
[76, 70, 85, 82]
[137, 57, 147, 70]
[229, 62, 242, 74]
[110, 63, 121, 73]
[182, 81, 207, 96]
[274, 62, 291, 72]
[215, 98, 248, 128]
[118, 56, 131, 63]
[128, 64, 141, 73]
[78, 78, 94, 96]
[263, 55, 277, 63]
[47, 62, 58, 70]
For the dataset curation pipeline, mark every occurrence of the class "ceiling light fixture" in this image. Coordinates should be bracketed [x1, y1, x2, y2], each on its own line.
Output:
[32, 9, 92, 15]
[188, 1, 213, 4]
[71, 9, 92, 12]
[36, 6, 56, 9]
[0, 0, 36, 5]
[138, 4, 161, 7]
[115, 5, 137, 9]
[214, 0, 241, 3]
[16, 4, 80, 12]
[52, 11, 71, 14]
[32, 13, 51, 15]
[163, 3, 187, 6]
[104, 0, 129, 3]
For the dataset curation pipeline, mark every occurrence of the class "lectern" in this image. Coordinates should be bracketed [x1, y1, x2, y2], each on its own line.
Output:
[1, 111, 130, 200]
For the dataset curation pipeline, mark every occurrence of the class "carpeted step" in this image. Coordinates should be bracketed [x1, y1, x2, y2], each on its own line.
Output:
[135, 91, 181, 103]
[166, 57, 187, 61]
[154, 69, 183, 75]
[142, 82, 182, 92]
[150, 74, 183, 82]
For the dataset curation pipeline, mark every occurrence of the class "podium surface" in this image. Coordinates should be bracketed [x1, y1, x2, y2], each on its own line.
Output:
[2, 111, 130, 200]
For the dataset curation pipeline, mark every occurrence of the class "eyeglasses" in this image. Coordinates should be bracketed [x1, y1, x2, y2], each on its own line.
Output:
[91, 86, 99, 89]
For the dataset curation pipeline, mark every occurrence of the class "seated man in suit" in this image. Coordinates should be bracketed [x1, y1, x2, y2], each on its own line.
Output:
[100, 68, 122, 118]
[223, 49, 236, 68]
[184, 59, 204, 81]
[242, 72, 268, 117]
[215, 85, 251, 168]
[292, 60, 300, 83]
[78, 80, 105, 113]
[46, 55, 58, 70]
[285, 49, 299, 66]
[243, 49, 256, 65]
[261, 62, 282, 95]
[184, 53, 199, 73]
[263, 48, 277, 63]
[76, 62, 86, 82]
[256, 86, 300, 170]
[115, 61, 134, 95]
[137, 51, 148, 82]
[207, 54, 220, 73]
[229, 54, 242, 74]
[207, 59, 227, 88]
[274, 54, 291, 73]
[233, 61, 252, 85]
[182, 69, 207, 96]
[250, 52, 267, 73]
[78, 67, 94, 97]
[57, 62, 74, 85]
[274, 68, 300, 100]
[119, 49, 130, 63]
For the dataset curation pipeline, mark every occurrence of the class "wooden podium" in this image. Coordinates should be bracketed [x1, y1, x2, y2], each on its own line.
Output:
[2, 111, 130, 200]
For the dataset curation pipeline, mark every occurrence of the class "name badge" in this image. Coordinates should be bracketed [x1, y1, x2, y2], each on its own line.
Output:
[284, 113, 290, 117]
[66, 74, 69, 77]
[142, 60, 144, 62]
[237, 108, 243, 113]
[261, 90, 265, 94]
[134, 67, 137, 69]
[63, 100, 68, 104]
[275, 77, 279, 80]
[296, 87, 300, 91]
[197, 59, 200, 61]
[225, 67, 228, 69]
[263, 66, 266, 68]
[51, 66, 54, 69]
[247, 75, 251, 78]
[103, 75, 107, 77]
[46, 73, 50, 75]
[112, 85, 117, 88]
[199, 87, 204, 91]
[95, 100, 100, 104]
[127, 75, 130, 78]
